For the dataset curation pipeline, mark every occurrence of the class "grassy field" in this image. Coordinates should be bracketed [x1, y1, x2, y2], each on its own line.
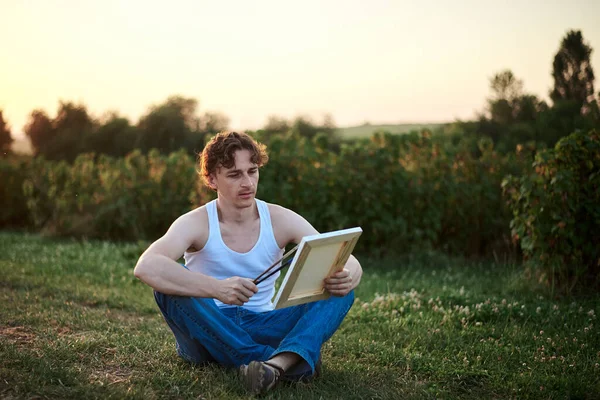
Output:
[336, 123, 446, 138]
[1, 232, 598, 399]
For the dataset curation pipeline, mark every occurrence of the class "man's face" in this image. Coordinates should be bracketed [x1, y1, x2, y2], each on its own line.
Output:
[210, 149, 259, 208]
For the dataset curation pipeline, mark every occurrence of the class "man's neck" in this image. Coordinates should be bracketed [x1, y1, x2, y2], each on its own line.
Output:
[216, 198, 257, 225]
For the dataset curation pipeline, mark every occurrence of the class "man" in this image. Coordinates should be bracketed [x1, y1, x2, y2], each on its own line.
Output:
[134, 131, 362, 395]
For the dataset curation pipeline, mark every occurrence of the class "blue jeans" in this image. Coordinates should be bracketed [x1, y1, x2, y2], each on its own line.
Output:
[154, 287, 355, 377]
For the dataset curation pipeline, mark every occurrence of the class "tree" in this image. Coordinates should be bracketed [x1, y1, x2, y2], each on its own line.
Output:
[199, 111, 229, 134]
[24, 110, 54, 156]
[490, 70, 523, 102]
[264, 116, 290, 135]
[0, 110, 13, 156]
[290, 116, 320, 139]
[136, 96, 198, 154]
[486, 70, 546, 132]
[24, 102, 96, 161]
[488, 70, 525, 125]
[83, 112, 138, 157]
[42, 102, 96, 161]
[288, 115, 337, 140]
[550, 30, 596, 115]
[321, 114, 337, 136]
[513, 94, 548, 123]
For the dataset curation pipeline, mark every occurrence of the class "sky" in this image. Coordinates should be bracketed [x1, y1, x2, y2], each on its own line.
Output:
[1, 0, 599, 138]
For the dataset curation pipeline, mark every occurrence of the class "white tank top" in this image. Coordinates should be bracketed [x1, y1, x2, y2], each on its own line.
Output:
[183, 199, 284, 312]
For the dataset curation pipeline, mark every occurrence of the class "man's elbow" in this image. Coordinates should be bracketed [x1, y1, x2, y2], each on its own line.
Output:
[133, 255, 152, 281]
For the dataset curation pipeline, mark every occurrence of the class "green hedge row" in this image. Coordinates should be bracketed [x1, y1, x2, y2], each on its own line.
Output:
[1, 132, 526, 256]
[18, 150, 197, 240]
[255, 132, 530, 256]
[2, 130, 598, 289]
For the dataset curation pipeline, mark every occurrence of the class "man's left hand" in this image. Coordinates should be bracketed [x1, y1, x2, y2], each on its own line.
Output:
[324, 268, 353, 297]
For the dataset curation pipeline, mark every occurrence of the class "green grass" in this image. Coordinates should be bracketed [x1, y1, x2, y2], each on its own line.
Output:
[1, 232, 598, 399]
[336, 123, 446, 138]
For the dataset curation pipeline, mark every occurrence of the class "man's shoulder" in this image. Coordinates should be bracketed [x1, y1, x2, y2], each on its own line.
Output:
[170, 205, 210, 252]
[265, 202, 294, 221]
[265, 201, 287, 213]
[264, 201, 318, 244]
[174, 204, 210, 232]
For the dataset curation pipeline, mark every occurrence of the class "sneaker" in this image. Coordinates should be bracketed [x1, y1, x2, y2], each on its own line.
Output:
[239, 361, 282, 395]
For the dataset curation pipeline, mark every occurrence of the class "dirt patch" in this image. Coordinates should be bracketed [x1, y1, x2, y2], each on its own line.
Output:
[0, 325, 36, 346]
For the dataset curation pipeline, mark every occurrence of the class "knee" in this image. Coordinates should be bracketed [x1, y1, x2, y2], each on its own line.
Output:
[155, 291, 218, 313]
[154, 290, 174, 305]
[327, 289, 355, 309]
[154, 290, 166, 305]
[343, 289, 355, 308]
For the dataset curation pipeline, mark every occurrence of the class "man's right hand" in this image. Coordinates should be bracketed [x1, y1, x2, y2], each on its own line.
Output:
[215, 277, 258, 306]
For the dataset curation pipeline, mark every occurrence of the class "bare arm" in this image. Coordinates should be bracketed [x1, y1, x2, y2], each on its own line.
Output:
[133, 211, 257, 305]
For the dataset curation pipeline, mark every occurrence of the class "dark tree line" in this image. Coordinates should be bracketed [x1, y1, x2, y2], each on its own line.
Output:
[2, 29, 599, 160]
[21, 96, 229, 162]
[0, 111, 12, 155]
[13, 96, 338, 162]
[453, 30, 600, 153]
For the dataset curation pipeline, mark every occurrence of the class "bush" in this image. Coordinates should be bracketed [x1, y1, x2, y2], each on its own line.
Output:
[503, 130, 600, 292]
[258, 132, 522, 257]
[23, 150, 197, 241]
[8, 132, 527, 258]
[0, 156, 33, 229]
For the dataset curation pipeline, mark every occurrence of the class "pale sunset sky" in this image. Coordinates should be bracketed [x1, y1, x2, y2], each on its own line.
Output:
[1, 0, 599, 138]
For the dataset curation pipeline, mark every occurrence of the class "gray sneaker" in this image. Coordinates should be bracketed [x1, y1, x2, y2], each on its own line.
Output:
[239, 361, 281, 395]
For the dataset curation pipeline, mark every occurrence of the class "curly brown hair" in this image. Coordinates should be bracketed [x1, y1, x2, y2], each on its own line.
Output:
[199, 131, 269, 189]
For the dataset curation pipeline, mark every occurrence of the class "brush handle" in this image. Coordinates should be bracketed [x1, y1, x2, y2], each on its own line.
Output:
[253, 244, 298, 284]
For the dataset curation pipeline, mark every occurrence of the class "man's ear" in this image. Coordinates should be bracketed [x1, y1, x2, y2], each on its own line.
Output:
[207, 174, 218, 190]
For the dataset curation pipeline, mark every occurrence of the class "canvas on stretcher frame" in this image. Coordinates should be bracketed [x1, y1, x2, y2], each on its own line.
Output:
[272, 227, 363, 309]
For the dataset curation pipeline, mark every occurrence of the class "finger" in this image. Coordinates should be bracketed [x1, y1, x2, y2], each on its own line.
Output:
[227, 298, 243, 306]
[331, 269, 350, 278]
[239, 286, 255, 299]
[325, 276, 352, 285]
[327, 275, 352, 282]
[236, 291, 250, 302]
[325, 280, 351, 289]
[326, 284, 351, 292]
[241, 279, 259, 293]
[232, 281, 255, 298]
[327, 289, 347, 297]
